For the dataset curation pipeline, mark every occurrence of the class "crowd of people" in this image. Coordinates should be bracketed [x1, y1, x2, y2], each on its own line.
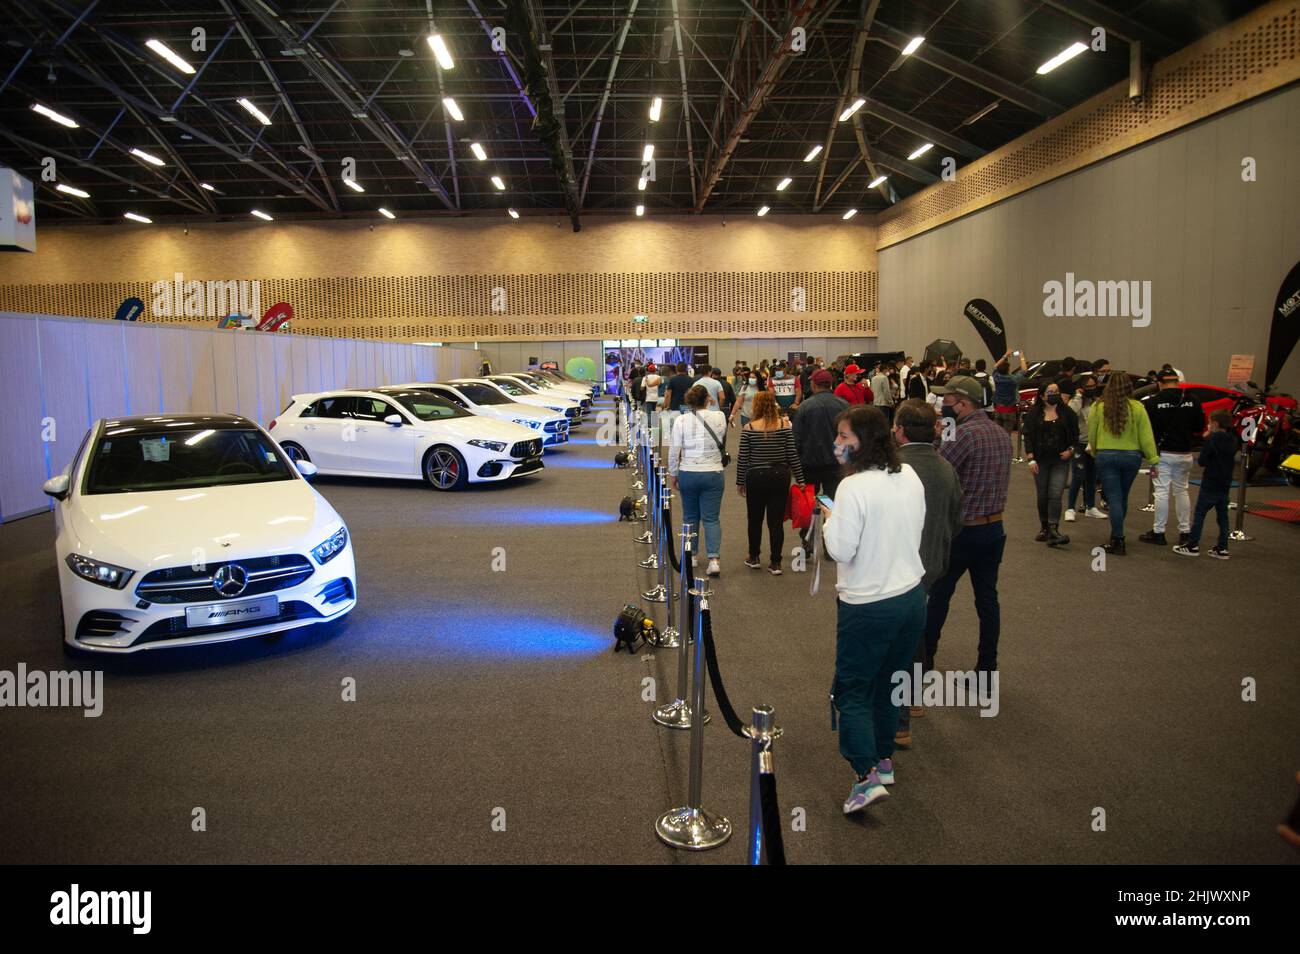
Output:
[623, 349, 1240, 814]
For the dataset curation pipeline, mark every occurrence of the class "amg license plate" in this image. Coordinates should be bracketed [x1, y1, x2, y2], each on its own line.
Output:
[185, 595, 280, 628]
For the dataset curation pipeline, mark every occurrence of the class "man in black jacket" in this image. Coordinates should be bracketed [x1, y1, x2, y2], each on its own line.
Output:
[792, 369, 848, 499]
[1140, 370, 1204, 547]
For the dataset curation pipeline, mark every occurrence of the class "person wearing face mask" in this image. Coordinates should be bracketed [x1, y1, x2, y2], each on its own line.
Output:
[924, 375, 1012, 674]
[771, 363, 797, 416]
[729, 370, 766, 428]
[835, 364, 871, 405]
[1021, 381, 1079, 546]
[819, 405, 927, 814]
[1065, 374, 1106, 521]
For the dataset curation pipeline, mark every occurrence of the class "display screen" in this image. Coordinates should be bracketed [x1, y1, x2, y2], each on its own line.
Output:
[84, 428, 293, 494]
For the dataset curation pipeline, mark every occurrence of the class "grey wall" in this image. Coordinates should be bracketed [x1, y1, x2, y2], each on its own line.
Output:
[879, 84, 1300, 393]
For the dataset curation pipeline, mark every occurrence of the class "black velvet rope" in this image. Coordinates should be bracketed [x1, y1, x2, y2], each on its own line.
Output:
[662, 499, 681, 574]
[699, 608, 747, 738]
[759, 773, 787, 866]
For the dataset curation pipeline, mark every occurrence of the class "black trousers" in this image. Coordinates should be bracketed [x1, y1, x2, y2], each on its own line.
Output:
[745, 465, 790, 565]
[803, 463, 843, 500]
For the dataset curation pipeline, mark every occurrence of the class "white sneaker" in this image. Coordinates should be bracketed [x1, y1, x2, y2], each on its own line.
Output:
[1085, 507, 1107, 519]
[1064, 508, 1076, 522]
[706, 558, 721, 577]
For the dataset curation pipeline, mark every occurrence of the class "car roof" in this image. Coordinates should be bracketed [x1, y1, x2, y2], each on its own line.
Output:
[100, 413, 256, 429]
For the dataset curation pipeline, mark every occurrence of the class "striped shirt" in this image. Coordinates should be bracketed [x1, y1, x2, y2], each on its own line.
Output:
[939, 409, 1011, 521]
[736, 424, 806, 486]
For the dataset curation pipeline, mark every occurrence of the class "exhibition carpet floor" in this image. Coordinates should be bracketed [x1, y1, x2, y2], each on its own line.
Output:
[1, 397, 1297, 865]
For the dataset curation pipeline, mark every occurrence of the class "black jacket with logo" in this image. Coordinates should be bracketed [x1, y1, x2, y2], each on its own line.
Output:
[1147, 388, 1204, 453]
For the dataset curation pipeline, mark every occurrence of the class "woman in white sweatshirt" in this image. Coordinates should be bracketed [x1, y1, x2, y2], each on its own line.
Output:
[819, 405, 927, 816]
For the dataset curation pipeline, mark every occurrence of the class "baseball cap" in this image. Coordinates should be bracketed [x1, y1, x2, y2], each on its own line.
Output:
[844, 364, 864, 376]
[933, 374, 984, 404]
[812, 369, 833, 387]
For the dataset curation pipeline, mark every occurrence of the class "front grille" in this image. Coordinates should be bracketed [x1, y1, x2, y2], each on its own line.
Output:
[317, 578, 354, 605]
[510, 439, 542, 459]
[136, 554, 314, 604]
[135, 601, 321, 645]
[75, 611, 133, 640]
[543, 420, 566, 433]
[564, 407, 579, 419]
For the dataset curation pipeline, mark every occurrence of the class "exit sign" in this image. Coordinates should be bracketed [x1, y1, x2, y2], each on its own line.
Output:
[633, 314, 648, 324]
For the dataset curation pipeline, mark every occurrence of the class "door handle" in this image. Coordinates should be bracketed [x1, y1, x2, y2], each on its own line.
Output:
[304, 424, 317, 431]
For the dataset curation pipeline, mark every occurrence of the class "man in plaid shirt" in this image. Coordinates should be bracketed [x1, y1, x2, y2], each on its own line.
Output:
[924, 375, 1012, 674]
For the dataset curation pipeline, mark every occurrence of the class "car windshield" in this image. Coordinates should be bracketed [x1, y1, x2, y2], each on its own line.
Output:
[518, 374, 552, 388]
[387, 392, 472, 421]
[454, 383, 512, 406]
[490, 377, 531, 396]
[84, 426, 294, 494]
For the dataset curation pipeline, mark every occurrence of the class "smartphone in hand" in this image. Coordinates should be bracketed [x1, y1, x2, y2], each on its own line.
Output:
[816, 494, 834, 511]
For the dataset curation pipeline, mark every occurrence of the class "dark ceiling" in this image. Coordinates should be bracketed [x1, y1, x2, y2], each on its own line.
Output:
[0, 0, 1269, 229]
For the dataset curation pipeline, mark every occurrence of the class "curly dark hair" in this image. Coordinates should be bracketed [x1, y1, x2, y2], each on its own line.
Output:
[835, 405, 900, 474]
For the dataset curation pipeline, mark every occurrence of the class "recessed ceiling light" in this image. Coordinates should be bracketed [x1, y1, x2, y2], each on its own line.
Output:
[31, 103, 78, 128]
[902, 36, 925, 56]
[251, 209, 273, 221]
[649, 97, 662, 122]
[470, 142, 487, 161]
[1037, 41, 1088, 75]
[642, 144, 654, 163]
[803, 144, 823, 162]
[842, 208, 857, 220]
[635, 205, 644, 217]
[398, 49, 414, 58]
[757, 206, 770, 216]
[427, 34, 454, 70]
[131, 148, 165, 167]
[343, 178, 364, 192]
[378, 207, 395, 219]
[56, 184, 90, 198]
[776, 177, 792, 191]
[442, 97, 463, 121]
[868, 175, 888, 188]
[838, 98, 865, 122]
[123, 212, 152, 224]
[508, 208, 520, 219]
[238, 97, 272, 125]
[145, 38, 196, 74]
[491, 176, 505, 190]
[907, 143, 933, 160]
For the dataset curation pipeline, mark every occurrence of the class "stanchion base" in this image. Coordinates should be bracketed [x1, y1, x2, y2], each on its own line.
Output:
[655, 806, 732, 851]
[656, 626, 681, 648]
[638, 556, 659, 569]
[642, 585, 667, 603]
[652, 697, 709, 729]
[1229, 530, 1253, 541]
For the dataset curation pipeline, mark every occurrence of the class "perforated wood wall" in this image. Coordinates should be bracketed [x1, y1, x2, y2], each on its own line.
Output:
[877, 0, 1300, 249]
[0, 216, 878, 342]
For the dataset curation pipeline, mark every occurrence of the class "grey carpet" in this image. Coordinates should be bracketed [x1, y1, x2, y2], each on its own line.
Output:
[0, 397, 1296, 864]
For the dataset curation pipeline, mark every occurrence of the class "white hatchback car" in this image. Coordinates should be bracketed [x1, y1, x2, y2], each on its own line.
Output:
[398, 381, 569, 447]
[511, 371, 595, 403]
[271, 387, 544, 490]
[451, 378, 584, 427]
[44, 413, 357, 654]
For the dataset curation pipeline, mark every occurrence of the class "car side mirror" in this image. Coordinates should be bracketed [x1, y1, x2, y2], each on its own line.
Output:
[384, 414, 404, 427]
[43, 474, 70, 499]
[295, 460, 319, 478]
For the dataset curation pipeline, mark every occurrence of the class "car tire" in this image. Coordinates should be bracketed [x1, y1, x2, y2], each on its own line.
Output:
[423, 445, 468, 491]
[280, 441, 310, 464]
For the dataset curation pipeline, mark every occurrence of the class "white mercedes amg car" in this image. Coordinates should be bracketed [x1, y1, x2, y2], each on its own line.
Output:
[271, 387, 545, 490]
[451, 377, 584, 427]
[510, 371, 595, 403]
[398, 381, 570, 447]
[44, 413, 357, 654]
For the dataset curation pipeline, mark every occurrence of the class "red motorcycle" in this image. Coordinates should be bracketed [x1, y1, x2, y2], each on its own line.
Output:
[1231, 382, 1298, 481]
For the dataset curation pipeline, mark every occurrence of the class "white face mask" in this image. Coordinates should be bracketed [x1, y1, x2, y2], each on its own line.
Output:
[833, 442, 851, 464]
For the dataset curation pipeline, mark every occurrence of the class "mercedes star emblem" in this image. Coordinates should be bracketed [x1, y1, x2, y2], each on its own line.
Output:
[212, 563, 250, 598]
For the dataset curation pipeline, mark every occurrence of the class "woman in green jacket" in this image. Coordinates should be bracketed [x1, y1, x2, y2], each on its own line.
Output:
[1087, 372, 1159, 554]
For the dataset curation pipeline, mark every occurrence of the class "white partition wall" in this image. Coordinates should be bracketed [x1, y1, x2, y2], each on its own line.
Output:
[0, 312, 481, 522]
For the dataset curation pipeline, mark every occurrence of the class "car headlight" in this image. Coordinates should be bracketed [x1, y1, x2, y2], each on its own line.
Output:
[312, 526, 349, 565]
[514, 418, 541, 429]
[468, 439, 507, 452]
[66, 553, 134, 589]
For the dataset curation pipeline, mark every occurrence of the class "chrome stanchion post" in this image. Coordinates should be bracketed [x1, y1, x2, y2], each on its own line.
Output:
[657, 473, 681, 648]
[745, 705, 783, 866]
[640, 462, 662, 568]
[643, 469, 667, 602]
[653, 522, 707, 728]
[635, 447, 654, 544]
[656, 587, 731, 850]
[1230, 445, 1254, 541]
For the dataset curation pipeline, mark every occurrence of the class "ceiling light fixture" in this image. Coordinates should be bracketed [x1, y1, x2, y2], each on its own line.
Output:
[491, 175, 505, 190]
[649, 97, 662, 122]
[251, 209, 273, 221]
[442, 97, 463, 121]
[427, 34, 454, 70]
[757, 206, 770, 216]
[200, 182, 216, 191]
[838, 98, 865, 121]
[635, 205, 644, 217]
[1037, 41, 1088, 75]
[130, 148, 165, 167]
[31, 103, 78, 128]
[637, 176, 647, 190]
[803, 144, 823, 162]
[907, 143, 933, 160]
[470, 142, 487, 161]
[56, 184, 90, 198]
[343, 179, 364, 192]
[123, 212, 152, 224]
[642, 144, 654, 163]
[842, 208, 857, 220]
[776, 177, 792, 191]
[237, 97, 272, 125]
[378, 207, 395, 219]
[868, 175, 888, 188]
[902, 36, 925, 56]
[508, 208, 520, 219]
[145, 38, 196, 74]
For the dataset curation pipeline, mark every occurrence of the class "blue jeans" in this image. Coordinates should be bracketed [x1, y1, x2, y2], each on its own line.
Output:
[1188, 486, 1230, 550]
[1068, 451, 1096, 511]
[833, 586, 926, 777]
[924, 522, 1006, 671]
[678, 469, 724, 558]
[1096, 449, 1143, 539]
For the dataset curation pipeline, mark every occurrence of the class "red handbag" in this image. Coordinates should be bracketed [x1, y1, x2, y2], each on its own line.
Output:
[787, 483, 815, 529]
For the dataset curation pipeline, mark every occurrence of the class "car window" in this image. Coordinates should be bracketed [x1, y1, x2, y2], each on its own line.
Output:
[301, 396, 353, 419]
[489, 378, 527, 396]
[431, 388, 469, 408]
[351, 397, 400, 422]
[84, 427, 293, 494]
[390, 393, 471, 421]
[455, 383, 511, 406]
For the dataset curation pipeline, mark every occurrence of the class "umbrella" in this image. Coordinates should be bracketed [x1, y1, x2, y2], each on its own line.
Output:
[924, 338, 962, 365]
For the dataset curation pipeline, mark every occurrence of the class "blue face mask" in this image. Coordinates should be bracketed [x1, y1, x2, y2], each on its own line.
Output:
[833, 442, 851, 464]
[774, 371, 784, 379]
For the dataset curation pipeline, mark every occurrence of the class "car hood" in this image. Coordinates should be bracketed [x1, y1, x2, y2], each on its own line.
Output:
[416, 416, 541, 444]
[68, 479, 341, 571]
[485, 404, 563, 423]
